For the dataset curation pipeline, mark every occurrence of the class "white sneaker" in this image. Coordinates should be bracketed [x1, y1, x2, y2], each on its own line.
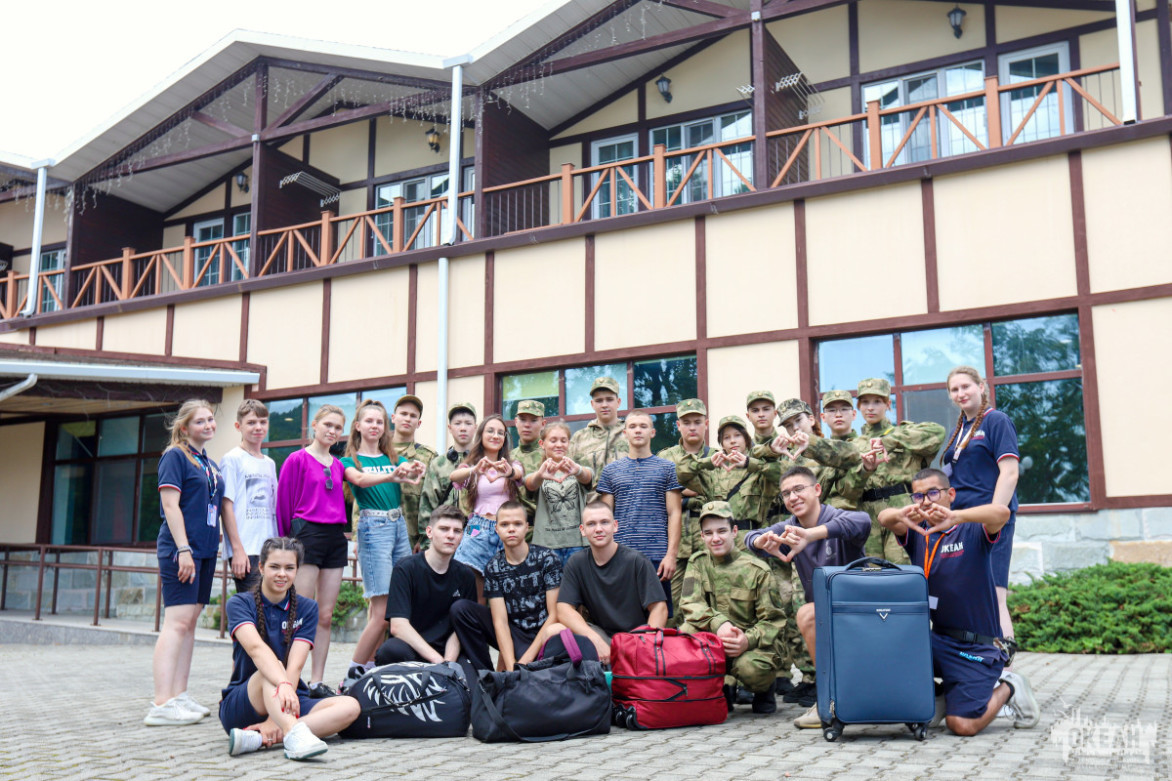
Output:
[794, 704, 822, 729]
[999, 670, 1040, 728]
[143, 698, 203, 726]
[228, 728, 264, 756]
[176, 691, 210, 717]
[283, 722, 328, 761]
[930, 694, 946, 728]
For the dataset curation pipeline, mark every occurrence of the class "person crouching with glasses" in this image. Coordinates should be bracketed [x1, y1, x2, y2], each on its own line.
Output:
[742, 466, 870, 730]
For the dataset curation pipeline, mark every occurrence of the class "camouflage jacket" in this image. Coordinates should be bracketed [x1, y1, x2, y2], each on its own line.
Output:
[419, 448, 470, 526]
[790, 433, 870, 510]
[511, 440, 544, 517]
[677, 454, 778, 529]
[678, 548, 784, 650]
[569, 419, 629, 495]
[393, 440, 437, 538]
[657, 441, 714, 559]
[800, 420, 946, 489]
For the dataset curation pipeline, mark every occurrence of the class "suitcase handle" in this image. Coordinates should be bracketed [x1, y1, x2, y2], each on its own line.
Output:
[845, 556, 900, 571]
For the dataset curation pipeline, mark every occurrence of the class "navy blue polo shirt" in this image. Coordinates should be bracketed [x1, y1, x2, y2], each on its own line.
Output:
[157, 445, 226, 559]
[223, 591, 318, 697]
[898, 521, 1001, 639]
[941, 409, 1020, 513]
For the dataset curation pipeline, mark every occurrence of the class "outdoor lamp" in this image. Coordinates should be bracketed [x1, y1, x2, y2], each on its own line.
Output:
[235, 172, 249, 193]
[948, 4, 966, 38]
[426, 127, 441, 153]
[656, 75, 673, 103]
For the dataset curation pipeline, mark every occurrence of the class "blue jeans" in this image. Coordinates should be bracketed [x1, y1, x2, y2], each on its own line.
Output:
[554, 546, 586, 569]
[356, 508, 411, 598]
[452, 514, 503, 574]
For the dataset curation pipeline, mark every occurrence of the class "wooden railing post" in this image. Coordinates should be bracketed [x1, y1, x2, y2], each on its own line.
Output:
[120, 247, 134, 300]
[560, 164, 574, 224]
[985, 75, 1002, 149]
[3, 271, 15, 318]
[652, 144, 666, 209]
[319, 210, 333, 265]
[392, 197, 405, 253]
[866, 100, 882, 170]
[182, 236, 195, 289]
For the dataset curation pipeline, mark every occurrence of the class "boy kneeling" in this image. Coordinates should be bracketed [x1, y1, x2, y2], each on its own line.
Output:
[678, 501, 785, 715]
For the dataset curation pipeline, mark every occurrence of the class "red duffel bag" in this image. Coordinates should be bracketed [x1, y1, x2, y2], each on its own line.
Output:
[609, 626, 727, 730]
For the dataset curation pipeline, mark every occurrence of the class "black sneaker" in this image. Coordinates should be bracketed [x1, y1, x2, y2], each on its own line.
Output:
[735, 687, 754, 705]
[307, 682, 337, 699]
[784, 681, 816, 707]
[723, 684, 735, 712]
[774, 677, 796, 696]
[752, 689, 777, 714]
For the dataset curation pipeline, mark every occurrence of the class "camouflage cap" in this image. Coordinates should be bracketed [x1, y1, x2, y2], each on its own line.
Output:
[590, 376, 621, 396]
[675, 398, 708, 418]
[717, 415, 751, 436]
[745, 390, 776, 407]
[821, 389, 855, 409]
[515, 399, 545, 418]
[777, 398, 813, 423]
[856, 378, 892, 401]
[394, 394, 424, 414]
[448, 401, 477, 420]
[698, 500, 734, 521]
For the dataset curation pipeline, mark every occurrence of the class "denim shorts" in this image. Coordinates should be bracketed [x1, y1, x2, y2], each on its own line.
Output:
[452, 513, 502, 575]
[356, 508, 411, 598]
[554, 546, 586, 569]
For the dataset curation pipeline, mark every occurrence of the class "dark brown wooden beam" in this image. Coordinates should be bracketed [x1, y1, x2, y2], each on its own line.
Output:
[262, 57, 450, 90]
[495, 0, 644, 82]
[913, 0, 1115, 11]
[659, 0, 737, 18]
[191, 111, 250, 139]
[268, 75, 343, 129]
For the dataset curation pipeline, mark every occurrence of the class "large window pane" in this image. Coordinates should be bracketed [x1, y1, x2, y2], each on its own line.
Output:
[819, 335, 894, 391]
[267, 398, 306, 442]
[92, 460, 138, 544]
[649, 412, 678, 455]
[309, 393, 357, 430]
[634, 356, 697, 409]
[360, 387, 408, 412]
[97, 417, 140, 457]
[995, 379, 1089, 503]
[502, 371, 560, 419]
[266, 445, 301, 475]
[902, 389, 956, 467]
[141, 414, 169, 453]
[992, 314, 1080, 376]
[138, 461, 161, 543]
[56, 421, 97, 460]
[565, 363, 626, 415]
[51, 464, 92, 544]
[901, 326, 984, 385]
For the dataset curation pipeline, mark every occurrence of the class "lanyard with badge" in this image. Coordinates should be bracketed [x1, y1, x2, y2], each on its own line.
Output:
[941, 418, 976, 479]
[183, 444, 220, 527]
[921, 526, 955, 611]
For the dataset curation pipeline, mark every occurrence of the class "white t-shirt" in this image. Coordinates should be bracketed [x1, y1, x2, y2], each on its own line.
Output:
[220, 446, 279, 559]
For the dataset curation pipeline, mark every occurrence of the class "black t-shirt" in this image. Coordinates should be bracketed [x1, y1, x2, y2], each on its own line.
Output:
[558, 544, 664, 636]
[484, 545, 562, 633]
[385, 552, 477, 648]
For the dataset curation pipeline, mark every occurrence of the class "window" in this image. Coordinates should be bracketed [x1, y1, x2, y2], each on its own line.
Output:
[38, 249, 65, 313]
[193, 218, 224, 287]
[590, 134, 639, 219]
[999, 44, 1072, 144]
[263, 386, 408, 470]
[817, 314, 1088, 505]
[374, 167, 474, 253]
[230, 212, 250, 280]
[651, 110, 753, 204]
[500, 355, 697, 453]
[863, 61, 985, 167]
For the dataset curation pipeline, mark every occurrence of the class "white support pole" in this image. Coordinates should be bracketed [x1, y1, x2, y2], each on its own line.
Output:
[435, 59, 467, 450]
[1115, 0, 1139, 123]
[19, 161, 55, 317]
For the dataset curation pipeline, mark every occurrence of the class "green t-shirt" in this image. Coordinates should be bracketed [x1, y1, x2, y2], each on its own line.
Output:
[341, 453, 405, 511]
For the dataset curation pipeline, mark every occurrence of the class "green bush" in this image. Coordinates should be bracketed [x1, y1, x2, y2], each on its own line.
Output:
[1008, 562, 1172, 654]
[332, 581, 368, 627]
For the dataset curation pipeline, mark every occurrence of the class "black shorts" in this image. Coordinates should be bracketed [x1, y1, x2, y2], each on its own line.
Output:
[291, 519, 348, 569]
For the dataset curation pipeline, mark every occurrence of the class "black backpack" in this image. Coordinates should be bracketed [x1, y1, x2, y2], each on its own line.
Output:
[340, 661, 471, 739]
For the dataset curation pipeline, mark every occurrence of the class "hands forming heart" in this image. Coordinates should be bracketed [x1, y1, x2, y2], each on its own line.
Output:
[789, 431, 810, 459]
[711, 450, 727, 470]
[539, 457, 577, 483]
[393, 459, 426, 485]
[480, 457, 512, 483]
[716, 449, 747, 471]
[769, 431, 793, 456]
[869, 438, 890, 463]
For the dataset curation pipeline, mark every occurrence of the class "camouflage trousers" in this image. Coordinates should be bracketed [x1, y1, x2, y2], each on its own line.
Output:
[771, 558, 814, 683]
[668, 510, 705, 628]
[860, 495, 911, 565]
[727, 648, 782, 693]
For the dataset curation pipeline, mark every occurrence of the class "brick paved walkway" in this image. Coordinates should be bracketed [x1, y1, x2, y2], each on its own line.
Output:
[0, 641, 1167, 780]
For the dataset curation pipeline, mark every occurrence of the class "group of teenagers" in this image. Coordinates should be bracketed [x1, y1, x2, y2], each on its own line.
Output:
[144, 366, 1039, 761]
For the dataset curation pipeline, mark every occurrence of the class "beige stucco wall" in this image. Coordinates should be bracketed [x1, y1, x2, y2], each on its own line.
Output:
[375, 118, 476, 179]
[310, 121, 370, 183]
[1093, 297, 1172, 496]
[172, 295, 242, 362]
[162, 224, 187, 248]
[705, 341, 801, 441]
[812, 86, 853, 127]
[858, 0, 987, 73]
[548, 145, 583, 224]
[171, 187, 225, 220]
[338, 188, 366, 216]
[34, 321, 96, 350]
[247, 283, 322, 389]
[0, 421, 44, 541]
[553, 91, 638, 140]
[935, 156, 1077, 310]
[229, 167, 252, 209]
[415, 254, 486, 372]
[1082, 21, 1166, 123]
[207, 385, 246, 462]
[0, 329, 30, 344]
[278, 137, 304, 159]
[705, 205, 798, 338]
[1083, 136, 1172, 293]
[0, 197, 69, 255]
[493, 241, 586, 362]
[646, 30, 750, 121]
[594, 222, 696, 350]
[412, 374, 485, 452]
[996, 5, 1112, 43]
[767, 5, 850, 85]
[101, 308, 167, 355]
[327, 268, 410, 382]
[806, 182, 926, 325]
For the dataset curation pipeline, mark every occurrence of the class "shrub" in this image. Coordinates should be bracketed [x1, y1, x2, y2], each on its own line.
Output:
[1008, 562, 1172, 654]
[332, 580, 368, 627]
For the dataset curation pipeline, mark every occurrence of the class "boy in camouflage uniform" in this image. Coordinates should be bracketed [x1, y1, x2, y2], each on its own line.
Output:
[568, 376, 629, 496]
[510, 400, 546, 527]
[391, 395, 437, 551]
[418, 402, 478, 548]
[676, 415, 776, 538]
[679, 501, 785, 715]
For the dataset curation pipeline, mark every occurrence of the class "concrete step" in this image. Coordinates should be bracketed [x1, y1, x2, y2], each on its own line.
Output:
[0, 610, 231, 647]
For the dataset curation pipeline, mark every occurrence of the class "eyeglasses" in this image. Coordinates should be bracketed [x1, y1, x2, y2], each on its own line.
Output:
[323, 465, 334, 491]
[780, 484, 814, 500]
[823, 407, 853, 416]
[911, 488, 943, 503]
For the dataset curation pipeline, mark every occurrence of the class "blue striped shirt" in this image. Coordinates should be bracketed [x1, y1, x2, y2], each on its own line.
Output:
[596, 455, 683, 561]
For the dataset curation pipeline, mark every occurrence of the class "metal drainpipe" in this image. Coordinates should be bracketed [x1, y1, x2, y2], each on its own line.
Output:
[436, 57, 470, 450]
[0, 373, 38, 402]
[1115, 0, 1138, 124]
[19, 161, 55, 318]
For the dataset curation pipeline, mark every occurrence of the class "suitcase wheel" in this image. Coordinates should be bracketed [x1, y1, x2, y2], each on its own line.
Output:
[625, 707, 642, 730]
[822, 718, 843, 742]
[908, 723, 928, 741]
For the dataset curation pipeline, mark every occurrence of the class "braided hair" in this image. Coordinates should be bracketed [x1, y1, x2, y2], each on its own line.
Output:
[252, 536, 305, 663]
[943, 366, 990, 458]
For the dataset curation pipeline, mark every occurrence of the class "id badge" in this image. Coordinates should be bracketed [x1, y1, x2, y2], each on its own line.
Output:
[207, 504, 218, 527]
[928, 595, 939, 611]
[940, 463, 953, 479]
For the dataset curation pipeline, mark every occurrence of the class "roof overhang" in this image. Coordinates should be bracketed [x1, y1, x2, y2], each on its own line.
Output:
[0, 359, 259, 386]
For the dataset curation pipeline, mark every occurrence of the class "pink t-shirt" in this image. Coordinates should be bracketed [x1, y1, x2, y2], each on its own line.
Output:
[456, 461, 522, 517]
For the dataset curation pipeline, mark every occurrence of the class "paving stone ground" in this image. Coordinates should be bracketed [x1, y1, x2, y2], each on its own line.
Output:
[0, 640, 1168, 780]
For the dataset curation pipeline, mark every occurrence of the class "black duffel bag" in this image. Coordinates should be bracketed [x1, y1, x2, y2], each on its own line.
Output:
[340, 660, 471, 738]
[471, 631, 611, 743]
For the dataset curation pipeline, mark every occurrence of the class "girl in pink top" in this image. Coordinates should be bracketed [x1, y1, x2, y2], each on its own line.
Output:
[448, 415, 523, 596]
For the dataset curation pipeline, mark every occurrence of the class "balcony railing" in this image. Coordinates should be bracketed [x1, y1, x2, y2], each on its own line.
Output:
[0, 64, 1122, 321]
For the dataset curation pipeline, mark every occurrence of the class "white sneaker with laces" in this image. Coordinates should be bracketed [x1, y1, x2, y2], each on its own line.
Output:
[228, 728, 264, 756]
[176, 691, 210, 717]
[999, 670, 1040, 728]
[143, 698, 204, 726]
[283, 722, 328, 760]
[793, 704, 822, 729]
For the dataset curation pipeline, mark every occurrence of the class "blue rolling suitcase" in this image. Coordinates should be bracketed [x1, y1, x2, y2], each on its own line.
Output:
[813, 557, 934, 742]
